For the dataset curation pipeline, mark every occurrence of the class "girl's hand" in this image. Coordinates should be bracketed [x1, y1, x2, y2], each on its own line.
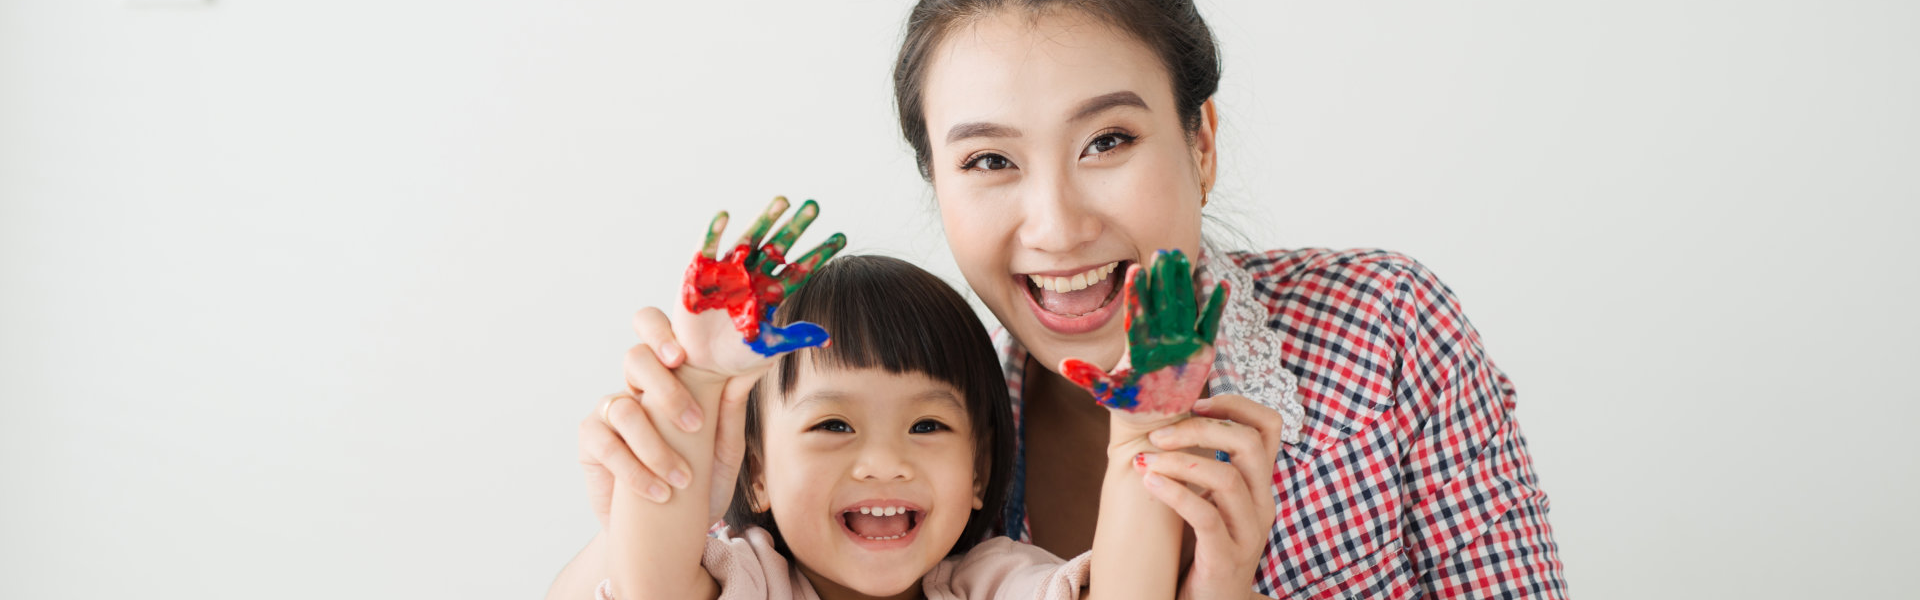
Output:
[1140, 394, 1287, 600]
[1057, 249, 1227, 431]
[578, 197, 843, 526]
[676, 196, 845, 376]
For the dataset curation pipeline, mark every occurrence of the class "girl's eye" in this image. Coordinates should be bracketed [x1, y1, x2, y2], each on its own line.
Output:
[909, 420, 948, 434]
[812, 419, 853, 433]
[961, 153, 1013, 172]
[1082, 132, 1136, 157]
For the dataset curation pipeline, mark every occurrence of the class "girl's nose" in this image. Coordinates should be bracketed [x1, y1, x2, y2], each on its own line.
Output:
[849, 438, 914, 482]
[1015, 170, 1101, 255]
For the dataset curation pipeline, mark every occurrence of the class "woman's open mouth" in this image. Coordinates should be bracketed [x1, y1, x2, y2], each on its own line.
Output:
[1020, 260, 1130, 335]
[839, 503, 924, 549]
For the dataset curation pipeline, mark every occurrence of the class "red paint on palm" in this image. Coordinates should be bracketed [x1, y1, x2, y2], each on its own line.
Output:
[683, 244, 778, 341]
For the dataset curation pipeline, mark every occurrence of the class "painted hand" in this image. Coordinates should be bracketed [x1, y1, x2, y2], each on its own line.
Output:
[1058, 249, 1228, 416]
[680, 197, 846, 366]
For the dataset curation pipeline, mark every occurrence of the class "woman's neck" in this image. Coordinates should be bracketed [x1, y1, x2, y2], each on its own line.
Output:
[1024, 355, 1111, 426]
[797, 563, 924, 600]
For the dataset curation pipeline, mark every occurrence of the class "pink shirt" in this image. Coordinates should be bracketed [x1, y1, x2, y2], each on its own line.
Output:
[597, 527, 1092, 600]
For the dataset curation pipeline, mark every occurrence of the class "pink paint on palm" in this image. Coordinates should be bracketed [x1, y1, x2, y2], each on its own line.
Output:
[1125, 347, 1215, 414]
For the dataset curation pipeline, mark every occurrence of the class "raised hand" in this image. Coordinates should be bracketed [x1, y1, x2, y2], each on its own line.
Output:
[1058, 249, 1228, 415]
[678, 197, 846, 373]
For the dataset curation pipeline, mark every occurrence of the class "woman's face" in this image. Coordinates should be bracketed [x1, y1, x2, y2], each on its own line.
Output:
[923, 9, 1216, 374]
[753, 363, 984, 598]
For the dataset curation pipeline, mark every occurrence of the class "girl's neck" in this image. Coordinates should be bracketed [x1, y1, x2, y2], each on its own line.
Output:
[796, 563, 924, 600]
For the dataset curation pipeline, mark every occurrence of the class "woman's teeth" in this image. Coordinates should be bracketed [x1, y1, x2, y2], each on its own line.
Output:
[1027, 262, 1118, 293]
[857, 506, 906, 516]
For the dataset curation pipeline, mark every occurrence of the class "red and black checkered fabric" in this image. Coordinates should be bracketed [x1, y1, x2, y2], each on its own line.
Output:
[994, 248, 1568, 599]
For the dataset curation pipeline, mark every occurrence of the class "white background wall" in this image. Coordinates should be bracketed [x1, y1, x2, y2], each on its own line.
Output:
[3, 1, 1915, 598]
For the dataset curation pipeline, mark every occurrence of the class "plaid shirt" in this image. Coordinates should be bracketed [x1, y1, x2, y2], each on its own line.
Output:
[991, 248, 1568, 599]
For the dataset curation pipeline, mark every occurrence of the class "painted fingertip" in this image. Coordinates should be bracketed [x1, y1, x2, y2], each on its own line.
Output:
[1215, 450, 1231, 462]
[1133, 452, 1154, 471]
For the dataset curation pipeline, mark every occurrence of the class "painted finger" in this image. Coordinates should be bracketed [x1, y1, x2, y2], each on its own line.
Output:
[748, 320, 831, 355]
[580, 411, 670, 503]
[1124, 262, 1149, 350]
[1157, 249, 1197, 324]
[776, 232, 846, 297]
[604, 393, 695, 492]
[699, 212, 729, 259]
[630, 307, 685, 368]
[732, 196, 790, 252]
[763, 199, 819, 257]
[624, 343, 702, 433]
[1197, 280, 1229, 344]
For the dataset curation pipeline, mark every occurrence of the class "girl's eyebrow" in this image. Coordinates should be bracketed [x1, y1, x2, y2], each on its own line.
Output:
[943, 90, 1149, 145]
[789, 388, 965, 412]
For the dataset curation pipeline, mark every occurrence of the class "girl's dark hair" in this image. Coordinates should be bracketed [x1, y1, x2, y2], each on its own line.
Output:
[721, 255, 1016, 558]
[893, 0, 1222, 180]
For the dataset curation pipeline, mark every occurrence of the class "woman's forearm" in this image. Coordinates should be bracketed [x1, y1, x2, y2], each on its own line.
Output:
[1087, 430, 1183, 600]
[605, 373, 729, 600]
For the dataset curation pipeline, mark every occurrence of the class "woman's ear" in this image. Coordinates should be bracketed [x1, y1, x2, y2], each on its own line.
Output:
[1190, 97, 1221, 197]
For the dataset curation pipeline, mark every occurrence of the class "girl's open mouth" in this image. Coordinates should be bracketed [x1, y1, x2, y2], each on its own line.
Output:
[1020, 260, 1130, 335]
[839, 503, 924, 549]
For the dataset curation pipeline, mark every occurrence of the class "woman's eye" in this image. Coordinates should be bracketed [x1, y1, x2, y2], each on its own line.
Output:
[909, 420, 947, 434]
[962, 153, 1013, 172]
[812, 419, 853, 433]
[1083, 133, 1135, 157]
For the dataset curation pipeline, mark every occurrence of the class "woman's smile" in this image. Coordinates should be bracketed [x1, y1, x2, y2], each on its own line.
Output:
[1016, 259, 1132, 334]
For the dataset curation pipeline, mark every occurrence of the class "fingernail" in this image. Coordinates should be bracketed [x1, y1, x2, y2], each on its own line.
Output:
[1148, 429, 1170, 445]
[667, 469, 691, 489]
[646, 483, 670, 503]
[1143, 473, 1164, 489]
[661, 342, 684, 364]
[1215, 450, 1231, 462]
[1193, 398, 1212, 413]
[1132, 452, 1152, 471]
[678, 407, 702, 432]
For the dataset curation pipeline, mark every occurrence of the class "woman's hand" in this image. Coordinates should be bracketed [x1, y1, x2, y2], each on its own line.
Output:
[1138, 394, 1287, 600]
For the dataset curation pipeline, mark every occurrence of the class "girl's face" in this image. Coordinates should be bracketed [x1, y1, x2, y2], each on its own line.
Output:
[924, 9, 1215, 374]
[753, 363, 984, 598]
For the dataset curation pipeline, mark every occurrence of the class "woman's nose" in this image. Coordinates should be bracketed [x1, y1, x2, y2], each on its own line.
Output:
[1015, 170, 1101, 255]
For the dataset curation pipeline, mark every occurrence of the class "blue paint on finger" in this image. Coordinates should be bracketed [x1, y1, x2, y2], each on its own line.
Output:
[1215, 450, 1231, 462]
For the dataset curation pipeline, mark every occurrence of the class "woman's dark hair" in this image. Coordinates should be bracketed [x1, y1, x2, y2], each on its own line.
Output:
[893, 0, 1222, 180]
[721, 255, 1016, 558]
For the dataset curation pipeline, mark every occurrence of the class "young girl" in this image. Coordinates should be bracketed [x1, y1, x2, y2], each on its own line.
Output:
[597, 248, 1214, 600]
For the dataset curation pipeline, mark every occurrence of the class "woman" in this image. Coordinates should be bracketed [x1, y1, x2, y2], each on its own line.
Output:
[554, 1, 1566, 598]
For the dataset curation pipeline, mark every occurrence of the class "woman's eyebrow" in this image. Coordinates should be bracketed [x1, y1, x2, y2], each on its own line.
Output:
[1069, 91, 1149, 123]
[946, 121, 1021, 145]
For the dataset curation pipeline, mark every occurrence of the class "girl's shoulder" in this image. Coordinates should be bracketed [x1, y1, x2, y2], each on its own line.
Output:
[926, 537, 1092, 600]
